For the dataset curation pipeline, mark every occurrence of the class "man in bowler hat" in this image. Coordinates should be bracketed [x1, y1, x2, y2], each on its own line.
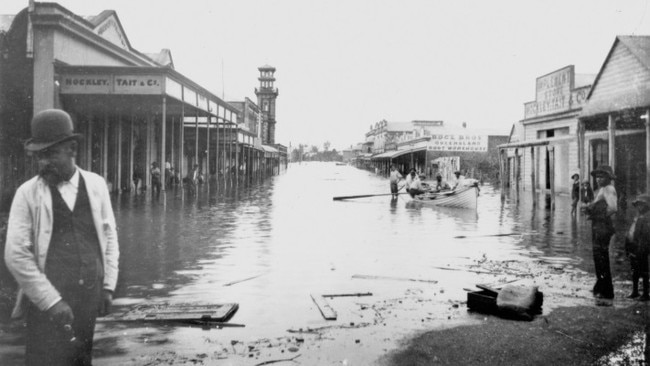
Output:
[4, 109, 119, 365]
[585, 165, 617, 299]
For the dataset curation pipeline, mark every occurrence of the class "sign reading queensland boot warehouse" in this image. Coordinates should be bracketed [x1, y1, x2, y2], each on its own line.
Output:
[427, 132, 488, 152]
[60, 74, 163, 95]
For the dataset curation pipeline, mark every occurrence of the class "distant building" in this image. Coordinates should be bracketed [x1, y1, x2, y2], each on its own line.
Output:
[366, 119, 444, 154]
[366, 120, 508, 181]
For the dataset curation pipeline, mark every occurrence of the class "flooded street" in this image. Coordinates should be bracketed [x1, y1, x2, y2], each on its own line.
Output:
[0, 162, 637, 365]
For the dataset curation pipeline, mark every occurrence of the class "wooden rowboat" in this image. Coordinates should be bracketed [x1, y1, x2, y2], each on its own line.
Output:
[411, 185, 478, 209]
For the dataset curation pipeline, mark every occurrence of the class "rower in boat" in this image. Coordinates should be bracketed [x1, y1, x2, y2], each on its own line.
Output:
[407, 170, 427, 198]
[433, 174, 451, 192]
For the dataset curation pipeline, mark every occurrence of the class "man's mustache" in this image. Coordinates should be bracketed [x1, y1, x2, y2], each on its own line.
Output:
[39, 164, 63, 185]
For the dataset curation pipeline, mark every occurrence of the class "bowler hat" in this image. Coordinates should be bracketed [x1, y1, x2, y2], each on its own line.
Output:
[590, 165, 615, 180]
[633, 195, 650, 208]
[24, 109, 82, 152]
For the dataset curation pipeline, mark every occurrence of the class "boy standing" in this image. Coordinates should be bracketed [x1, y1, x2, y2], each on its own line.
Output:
[625, 195, 650, 300]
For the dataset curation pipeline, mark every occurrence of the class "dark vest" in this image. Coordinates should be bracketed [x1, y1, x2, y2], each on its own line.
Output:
[45, 175, 103, 291]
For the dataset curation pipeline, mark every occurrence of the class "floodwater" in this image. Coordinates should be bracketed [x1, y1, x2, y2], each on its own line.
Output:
[0, 162, 636, 365]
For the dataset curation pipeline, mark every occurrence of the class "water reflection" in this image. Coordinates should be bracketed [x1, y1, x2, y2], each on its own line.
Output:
[110, 162, 622, 300]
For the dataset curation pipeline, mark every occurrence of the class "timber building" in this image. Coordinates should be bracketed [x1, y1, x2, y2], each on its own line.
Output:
[0, 3, 286, 210]
[499, 36, 650, 209]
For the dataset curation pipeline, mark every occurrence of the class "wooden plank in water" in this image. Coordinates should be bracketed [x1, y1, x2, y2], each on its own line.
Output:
[322, 292, 373, 298]
[310, 294, 337, 320]
[352, 274, 438, 284]
[99, 302, 239, 323]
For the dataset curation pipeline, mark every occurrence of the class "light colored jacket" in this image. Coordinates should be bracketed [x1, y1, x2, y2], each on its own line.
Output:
[4, 167, 119, 318]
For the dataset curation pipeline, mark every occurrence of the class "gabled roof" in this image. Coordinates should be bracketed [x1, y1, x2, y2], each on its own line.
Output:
[84, 10, 132, 50]
[587, 35, 650, 100]
[581, 35, 650, 118]
[619, 36, 650, 70]
[145, 49, 174, 68]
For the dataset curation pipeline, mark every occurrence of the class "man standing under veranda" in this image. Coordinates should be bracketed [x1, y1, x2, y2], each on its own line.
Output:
[585, 165, 617, 299]
[5, 109, 119, 365]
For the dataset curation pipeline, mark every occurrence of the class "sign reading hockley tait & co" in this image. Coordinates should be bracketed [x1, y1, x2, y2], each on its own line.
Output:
[427, 132, 488, 152]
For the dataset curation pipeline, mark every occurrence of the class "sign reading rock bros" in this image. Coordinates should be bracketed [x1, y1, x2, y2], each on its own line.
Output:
[427, 132, 488, 152]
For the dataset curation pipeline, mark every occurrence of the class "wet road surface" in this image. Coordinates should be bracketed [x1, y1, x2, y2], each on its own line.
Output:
[0, 162, 637, 365]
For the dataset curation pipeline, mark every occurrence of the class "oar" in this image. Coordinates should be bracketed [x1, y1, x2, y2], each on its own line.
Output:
[333, 192, 409, 200]
[454, 232, 520, 239]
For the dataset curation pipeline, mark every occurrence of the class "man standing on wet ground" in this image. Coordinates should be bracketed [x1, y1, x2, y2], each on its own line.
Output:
[4, 109, 120, 365]
[150, 161, 161, 198]
[389, 165, 402, 198]
[571, 172, 580, 215]
[585, 165, 617, 299]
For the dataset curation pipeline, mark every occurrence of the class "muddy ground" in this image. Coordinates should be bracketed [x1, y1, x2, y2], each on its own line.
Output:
[5, 257, 645, 365]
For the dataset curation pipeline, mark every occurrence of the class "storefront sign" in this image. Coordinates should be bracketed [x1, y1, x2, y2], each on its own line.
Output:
[114, 75, 162, 94]
[60, 75, 111, 94]
[60, 74, 162, 94]
[570, 85, 589, 109]
[524, 66, 574, 119]
[427, 133, 488, 152]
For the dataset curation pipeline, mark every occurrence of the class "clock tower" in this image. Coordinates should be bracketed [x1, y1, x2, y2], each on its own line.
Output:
[255, 65, 279, 144]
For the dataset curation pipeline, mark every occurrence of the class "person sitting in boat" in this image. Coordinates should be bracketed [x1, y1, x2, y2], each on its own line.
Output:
[452, 171, 466, 190]
[408, 170, 426, 197]
[404, 169, 415, 194]
[434, 174, 451, 192]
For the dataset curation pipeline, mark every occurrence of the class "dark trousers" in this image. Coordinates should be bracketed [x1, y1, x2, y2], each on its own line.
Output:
[631, 249, 650, 295]
[390, 182, 399, 194]
[592, 224, 614, 297]
[151, 177, 161, 197]
[25, 282, 101, 366]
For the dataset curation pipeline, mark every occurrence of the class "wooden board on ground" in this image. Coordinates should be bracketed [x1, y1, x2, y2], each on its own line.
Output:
[99, 302, 239, 323]
[310, 294, 337, 320]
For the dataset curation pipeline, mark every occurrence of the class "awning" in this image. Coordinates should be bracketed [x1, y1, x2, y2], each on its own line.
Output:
[262, 145, 279, 153]
[497, 135, 575, 150]
[372, 141, 429, 160]
[391, 145, 427, 158]
[372, 150, 398, 159]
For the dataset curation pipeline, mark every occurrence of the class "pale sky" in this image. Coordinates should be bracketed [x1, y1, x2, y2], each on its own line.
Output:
[3, 0, 650, 150]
